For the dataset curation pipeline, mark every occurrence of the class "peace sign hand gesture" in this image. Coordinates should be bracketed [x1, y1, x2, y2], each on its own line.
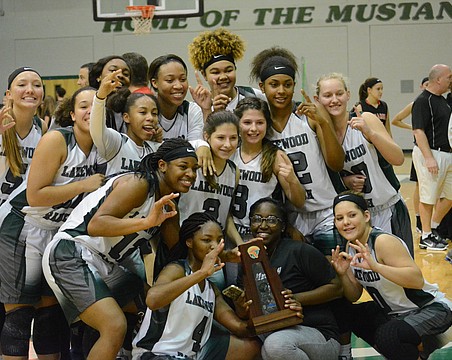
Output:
[189, 71, 212, 112]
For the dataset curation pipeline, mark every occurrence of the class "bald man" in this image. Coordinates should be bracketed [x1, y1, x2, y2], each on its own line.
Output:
[412, 64, 452, 251]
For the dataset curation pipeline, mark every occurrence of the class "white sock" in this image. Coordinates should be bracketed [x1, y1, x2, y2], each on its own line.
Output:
[339, 343, 352, 358]
[431, 221, 440, 229]
[422, 231, 432, 239]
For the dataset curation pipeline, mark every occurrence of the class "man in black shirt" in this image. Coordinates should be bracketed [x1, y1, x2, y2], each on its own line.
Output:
[412, 64, 452, 251]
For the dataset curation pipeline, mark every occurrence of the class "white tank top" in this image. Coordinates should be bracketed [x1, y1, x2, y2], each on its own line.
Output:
[269, 113, 337, 213]
[230, 149, 281, 235]
[178, 159, 237, 229]
[133, 260, 215, 359]
[0, 116, 43, 206]
[54, 173, 157, 264]
[350, 228, 452, 314]
[341, 126, 397, 208]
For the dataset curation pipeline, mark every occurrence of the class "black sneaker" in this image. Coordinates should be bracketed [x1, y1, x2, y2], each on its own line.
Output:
[446, 249, 452, 264]
[416, 215, 422, 233]
[432, 228, 449, 246]
[419, 234, 447, 251]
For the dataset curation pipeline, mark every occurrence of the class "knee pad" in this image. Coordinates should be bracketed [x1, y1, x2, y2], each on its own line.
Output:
[82, 325, 100, 359]
[375, 319, 421, 360]
[1, 306, 34, 356]
[33, 305, 68, 355]
[123, 313, 139, 351]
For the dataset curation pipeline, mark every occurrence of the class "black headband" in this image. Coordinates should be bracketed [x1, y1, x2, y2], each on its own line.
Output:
[260, 64, 295, 82]
[7, 67, 41, 89]
[162, 145, 198, 163]
[202, 54, 235, 71]
[333, 193, 368, 214]
[365, 78, 382, 89]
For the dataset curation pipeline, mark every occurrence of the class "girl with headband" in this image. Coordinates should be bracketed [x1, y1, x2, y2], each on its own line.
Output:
[331, 191, 452, 360]
[188, 28, 266, 112]
[42, 138, 199, 360]
[0, 67, 47, 358]
[314, 73, 414, 255]
[0, 87, 105, 359]
[249, 47, 345, 256]
[356, 77, 391, 135]
[1, 67, 46, 206]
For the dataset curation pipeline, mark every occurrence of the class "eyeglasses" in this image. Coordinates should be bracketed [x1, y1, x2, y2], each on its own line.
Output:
[250, 215, 282, 226]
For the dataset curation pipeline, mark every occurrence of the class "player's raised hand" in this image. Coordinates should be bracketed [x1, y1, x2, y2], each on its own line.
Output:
[0, 106, 15, 134]
[296, 89, 330, 125]
[145, 192, 179, 228]
[189, 71, 212, 111]
[348, 107, 371, 136]
[97, 69, 125, 99]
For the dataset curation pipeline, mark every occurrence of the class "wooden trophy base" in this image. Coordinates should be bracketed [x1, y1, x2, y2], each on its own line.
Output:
[249, 308, 303, 335]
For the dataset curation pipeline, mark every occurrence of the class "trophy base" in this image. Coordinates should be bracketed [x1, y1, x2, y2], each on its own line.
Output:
[250, 309, 303, 335]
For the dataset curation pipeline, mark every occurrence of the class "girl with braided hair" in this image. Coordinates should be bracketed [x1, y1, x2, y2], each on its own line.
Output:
[188, 28, 266, 113]
[132, 211, 267, 360]
[42, 138, 199, 360]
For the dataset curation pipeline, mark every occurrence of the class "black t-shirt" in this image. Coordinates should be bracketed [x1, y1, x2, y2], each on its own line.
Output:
[412, 90, 452, 150]
[360, 100, 388, 127]
[239, 239, 339, 341]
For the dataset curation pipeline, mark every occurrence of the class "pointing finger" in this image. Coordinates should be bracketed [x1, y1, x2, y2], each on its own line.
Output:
[301, 89, 311, 103]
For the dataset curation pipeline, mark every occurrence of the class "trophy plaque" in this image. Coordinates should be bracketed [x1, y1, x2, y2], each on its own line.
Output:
[239, 240, 303, 334]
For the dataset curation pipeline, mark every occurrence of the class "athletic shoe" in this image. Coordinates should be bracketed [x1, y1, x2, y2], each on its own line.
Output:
[432, 228, 449, 246]
[419, 234, 447, 251]
[446, 249, 452, 264]
[416, 215, 422, 233]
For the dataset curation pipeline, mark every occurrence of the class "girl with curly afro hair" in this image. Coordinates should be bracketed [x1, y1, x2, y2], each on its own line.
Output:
[188, 28, 266, 112]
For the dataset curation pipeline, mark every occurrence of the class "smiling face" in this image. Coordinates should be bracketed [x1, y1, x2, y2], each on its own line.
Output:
[7, 71, 44, 111]
[159, 157, 198, 193]
[205, 122, 239, 161]
[100, 59, 130, 89]
[334, 201, 371, 243]
[71, 89, 96, 133]
[151, 61, 188, 108]
[204, 60, 237, 98]
[250, 201, 285, 248]
[260, 74, 295, 111]
[187, 221, 223, 263]
[316, 78, 350, 119]
[123, 95, 159, 145]
[239, 109, 267, 146]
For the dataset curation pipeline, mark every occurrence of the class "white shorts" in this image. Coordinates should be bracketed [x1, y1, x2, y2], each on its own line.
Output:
[412, 146, 452, 204]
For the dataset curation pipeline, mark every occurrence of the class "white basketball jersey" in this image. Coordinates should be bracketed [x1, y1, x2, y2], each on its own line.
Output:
[159, 101, 204, 141]
[97, 133, 160, 176]
[0, 116, 43, 206]
[54, 173, 157, 264]
[341, 127, 397, 208]
[178, 160, 237, 229]
[268, 113, 337, 213]
[350, 228, 452, 314]
[133, 260, 215, 359]
[14, 128, 98, 230]
[230, 149, 281, 235]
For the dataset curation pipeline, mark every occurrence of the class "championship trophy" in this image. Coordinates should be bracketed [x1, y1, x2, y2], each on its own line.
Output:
[239, 240, 303, 334]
